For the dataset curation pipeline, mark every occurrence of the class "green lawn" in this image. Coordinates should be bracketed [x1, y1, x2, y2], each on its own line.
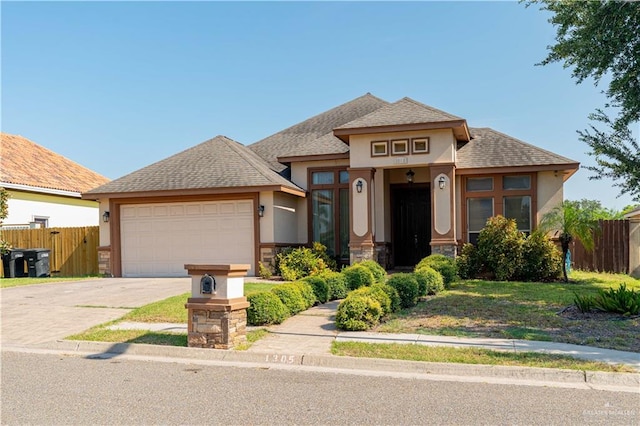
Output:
[377, 270, 640, 352]
[1, 276, 100, 288]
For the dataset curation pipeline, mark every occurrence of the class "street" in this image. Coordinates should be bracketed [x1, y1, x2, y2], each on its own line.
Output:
[2, 351, 638, 425]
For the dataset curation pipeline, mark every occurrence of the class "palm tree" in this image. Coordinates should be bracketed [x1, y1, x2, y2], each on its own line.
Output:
[538, 201, 600, 282]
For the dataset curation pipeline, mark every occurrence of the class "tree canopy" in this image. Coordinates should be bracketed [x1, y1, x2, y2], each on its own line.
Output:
[528, 0, 640, 201]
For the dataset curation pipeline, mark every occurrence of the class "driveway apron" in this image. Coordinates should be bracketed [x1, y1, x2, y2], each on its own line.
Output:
[1, 278, 190, 346]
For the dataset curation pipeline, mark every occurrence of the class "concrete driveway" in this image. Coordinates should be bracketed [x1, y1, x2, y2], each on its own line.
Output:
[1, 278, 190, 346]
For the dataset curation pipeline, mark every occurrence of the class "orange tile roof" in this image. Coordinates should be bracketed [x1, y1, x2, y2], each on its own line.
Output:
[0, 133, 110, 193]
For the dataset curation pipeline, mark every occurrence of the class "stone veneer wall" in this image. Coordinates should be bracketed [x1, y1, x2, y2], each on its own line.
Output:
[431, 244, 457, 258]
[188, 308, 247, 349]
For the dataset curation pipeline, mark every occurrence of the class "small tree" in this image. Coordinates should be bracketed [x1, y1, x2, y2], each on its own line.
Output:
[538, 201, 600, 282]
[0, 188, 10, 255]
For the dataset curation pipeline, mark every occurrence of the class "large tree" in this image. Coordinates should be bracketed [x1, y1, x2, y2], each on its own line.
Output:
[528, 0, 640, 201]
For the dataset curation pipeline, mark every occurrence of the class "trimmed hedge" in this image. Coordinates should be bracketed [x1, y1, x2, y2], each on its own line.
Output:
[350, 286, 392, 316]
[318, 271, 349, 300]
[372, 283, 401, 313]
[357, 260, 387, 283]
[292, 280, 317, 308]
[302, 275, 330, 304]
[335, 295, 382, 331]
[387, 273, 420, 309]
[413, 266, 444, 296]
[271, 283, 307, 315]
[342, 264, 375, 290]
[247, 291, 289, 325]
[416, 254, 457, 287]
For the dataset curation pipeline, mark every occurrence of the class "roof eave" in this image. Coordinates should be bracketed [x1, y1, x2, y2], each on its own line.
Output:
[277, 152, 350, 164]
[82, 184, 306, 201]
[455, 162, 580, 180]
[333, 120, 470, 143]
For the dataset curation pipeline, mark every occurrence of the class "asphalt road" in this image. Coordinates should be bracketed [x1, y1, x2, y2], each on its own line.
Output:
[2, 351, 638, 425]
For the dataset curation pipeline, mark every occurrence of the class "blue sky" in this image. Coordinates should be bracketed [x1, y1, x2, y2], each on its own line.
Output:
[1, 1, 636, 210]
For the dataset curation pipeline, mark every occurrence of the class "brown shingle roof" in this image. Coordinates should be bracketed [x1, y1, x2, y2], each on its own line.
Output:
[457, 128, 579, 170]
[249, 93, 389, 171]
[335, 97, 463, 130]
[84, 135, 303, 196]
[0, 133, 110, 193]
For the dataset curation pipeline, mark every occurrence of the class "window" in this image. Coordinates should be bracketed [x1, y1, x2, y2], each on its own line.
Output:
[309, 168, 350, 259]
[467, 198, 493, 244]
[391, 139, 409, 155]
[463, 174, 535, 243]
[371, 141, 388, 157]
[411, 137, 429, 154]
[33, 217, 49, 228]
[504, 196, 531, 233]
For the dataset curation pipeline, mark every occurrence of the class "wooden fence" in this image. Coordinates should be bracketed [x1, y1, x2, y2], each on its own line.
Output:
[1, 226, 99, 277]
[571, 220, 629, 274]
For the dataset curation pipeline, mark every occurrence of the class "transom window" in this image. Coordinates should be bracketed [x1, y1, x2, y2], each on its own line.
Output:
[309, 168, 349, 260]
[463, 174, 535, 242]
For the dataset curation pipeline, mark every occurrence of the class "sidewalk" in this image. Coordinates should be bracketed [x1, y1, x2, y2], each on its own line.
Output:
[108, 300, 640, 370]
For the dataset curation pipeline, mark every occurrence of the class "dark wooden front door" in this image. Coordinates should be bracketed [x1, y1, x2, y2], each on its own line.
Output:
[392, 184, 431, 267]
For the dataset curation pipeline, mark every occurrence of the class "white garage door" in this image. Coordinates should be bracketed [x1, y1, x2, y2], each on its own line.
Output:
[120, 200, 254, 277]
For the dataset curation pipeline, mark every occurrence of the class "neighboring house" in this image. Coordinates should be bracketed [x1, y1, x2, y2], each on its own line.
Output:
[83, 94, 579, 277]
[625, 206, 640, 278]
[0, 133, 110, 229]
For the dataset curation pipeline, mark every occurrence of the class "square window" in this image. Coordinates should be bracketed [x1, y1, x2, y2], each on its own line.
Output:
[411, 137, 429, 154]
[466, 177, 493, 192]
[371, 141, 388, 157]
[312, 171, 334, 185]
[391, 139, 409, 155]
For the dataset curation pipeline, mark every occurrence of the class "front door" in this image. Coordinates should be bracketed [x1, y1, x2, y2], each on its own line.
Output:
[392, 184, 431, 267]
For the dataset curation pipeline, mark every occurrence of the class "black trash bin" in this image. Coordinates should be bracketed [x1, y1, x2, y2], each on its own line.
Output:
[25, 248, 51, 278]
[2, 249, 28, 278]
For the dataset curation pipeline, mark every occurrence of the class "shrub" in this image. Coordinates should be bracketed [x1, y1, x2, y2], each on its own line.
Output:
[475, 216, 525, 281]
[350, 286, 392, 316]
[519, 231, 562, 282]
[292, 280, 317, 309]
[456, 243, 481, 279]
[312, 242, 337, 271]
[574, 292, 595, 313]
[416, 254, 457, 287]
[387, 273, 420, 309]
[302, 275, 330, 304]
[593, 284, 640, 316]
[318, 270, 349, 300]
[373, 283, 400, 314]
[357, 260, 387, 283]
[271, 283, 307, 315]
[413, 267, 444, 296]
[342, 264, 375, 290]
[335, 295, 382, 331]
[247, 291, 289, 325]
[258, 261, 272, 279]
[277, 246, 327, 281]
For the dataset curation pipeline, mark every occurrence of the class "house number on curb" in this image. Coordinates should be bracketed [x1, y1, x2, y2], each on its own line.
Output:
[265, 354, 296, 364]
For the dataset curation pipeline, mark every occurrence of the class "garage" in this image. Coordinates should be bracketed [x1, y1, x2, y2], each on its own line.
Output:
[120, 200, 254, 277]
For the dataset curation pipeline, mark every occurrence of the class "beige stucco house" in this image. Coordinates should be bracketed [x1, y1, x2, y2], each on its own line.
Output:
[83, 94, 579, 277]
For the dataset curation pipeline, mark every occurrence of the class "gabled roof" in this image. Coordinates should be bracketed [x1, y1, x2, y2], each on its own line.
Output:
[83, 135, 304, 198]
[334, 97, 470, 142]
[457, 128, 579, 176]
[0, 133, 110, 194]
[249, 93, 389, 172]
[624, 206, 640, 219]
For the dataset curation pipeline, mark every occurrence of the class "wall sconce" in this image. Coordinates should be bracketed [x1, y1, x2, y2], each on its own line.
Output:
[356, 179, 363, 193]
[258, 205, 265, 217]
[438, 176, 446, 190]
[406, 169, 415, 184]
[102, 211, 110, 223]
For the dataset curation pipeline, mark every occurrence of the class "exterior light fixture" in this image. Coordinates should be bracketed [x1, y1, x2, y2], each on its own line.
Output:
[438, 176, 446, 190]
[356, 179, 364, 193]
[102, 211, 110, 223]
[258, 205, 265, 217]
[406, 169, 415, 184]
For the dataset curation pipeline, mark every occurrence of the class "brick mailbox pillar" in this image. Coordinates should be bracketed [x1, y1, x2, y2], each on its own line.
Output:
[184, 264, 251, 349]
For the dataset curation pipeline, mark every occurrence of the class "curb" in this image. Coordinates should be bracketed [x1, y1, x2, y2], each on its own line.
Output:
[17, 340, 640, 392]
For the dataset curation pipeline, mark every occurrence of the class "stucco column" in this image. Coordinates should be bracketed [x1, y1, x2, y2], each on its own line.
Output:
[348, 167, 376, 264]
[430, 164, 457, 257]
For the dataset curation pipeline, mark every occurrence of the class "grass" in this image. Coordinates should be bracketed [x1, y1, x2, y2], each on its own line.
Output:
[1, 276, 100, 288]
[377, 270, 640, 352]
[331, 341, 636, 373]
